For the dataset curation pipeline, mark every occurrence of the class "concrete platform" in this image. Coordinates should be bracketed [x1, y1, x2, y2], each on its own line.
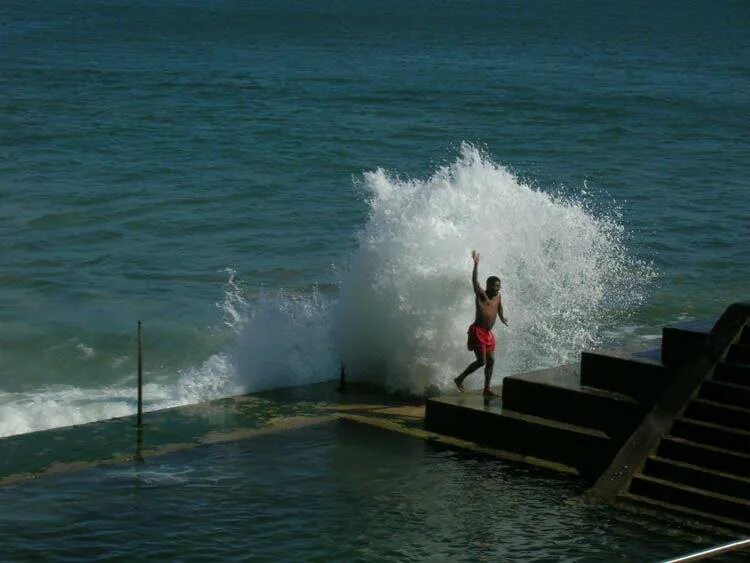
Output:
[426, 341, 672, 480]
[426, 388, 614, 479]
[426, 309, 750, 532]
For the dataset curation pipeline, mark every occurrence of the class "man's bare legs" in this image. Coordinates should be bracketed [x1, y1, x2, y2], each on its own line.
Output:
[483, 350, 497, 397]
[454, 349, 486, 392]
[454, 349, 497, 395]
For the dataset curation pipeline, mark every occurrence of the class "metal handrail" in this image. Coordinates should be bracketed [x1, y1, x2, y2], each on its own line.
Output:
[662, 538, 750, 562]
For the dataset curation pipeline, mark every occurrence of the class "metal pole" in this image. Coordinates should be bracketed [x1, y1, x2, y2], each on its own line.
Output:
[135, 425, 144, 463]
[338, 362, 346, 392]
[137, 320, 143, 428]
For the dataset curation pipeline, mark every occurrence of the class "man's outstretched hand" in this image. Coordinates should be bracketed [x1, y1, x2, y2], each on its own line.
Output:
[471, 250, 480, 264]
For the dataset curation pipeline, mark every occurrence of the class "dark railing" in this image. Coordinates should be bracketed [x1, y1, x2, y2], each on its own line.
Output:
[663, 538, 750, 562]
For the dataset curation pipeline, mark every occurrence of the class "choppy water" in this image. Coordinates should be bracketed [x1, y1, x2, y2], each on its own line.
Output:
[0, 422, 741, 561]
[1, 0, 749, 435]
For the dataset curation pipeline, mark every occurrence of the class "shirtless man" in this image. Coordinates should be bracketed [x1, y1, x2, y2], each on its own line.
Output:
[454, 250, 508, 396]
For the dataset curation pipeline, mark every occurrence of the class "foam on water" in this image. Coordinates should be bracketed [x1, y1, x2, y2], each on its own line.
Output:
[0, 145, 654, 436]
[0, 274, 335, 438]
[194, 269, 338, 396]
[0, 352, 246, 438]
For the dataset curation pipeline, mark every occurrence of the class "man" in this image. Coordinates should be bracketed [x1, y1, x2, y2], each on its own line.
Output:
[454, 250, 508, 396]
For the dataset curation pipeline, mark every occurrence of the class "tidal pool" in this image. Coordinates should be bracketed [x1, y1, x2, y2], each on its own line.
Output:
[0, 419, 741, 561]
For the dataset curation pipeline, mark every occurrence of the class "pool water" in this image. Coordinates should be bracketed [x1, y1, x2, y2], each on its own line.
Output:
[0, 420, 739, 561]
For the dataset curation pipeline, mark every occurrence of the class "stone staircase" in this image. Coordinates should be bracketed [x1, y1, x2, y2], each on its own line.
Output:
[497, 348, 668, 479]
[623, 325, 750, 530]
[426, 304, 750, 530]
[426, 320, 711, 480]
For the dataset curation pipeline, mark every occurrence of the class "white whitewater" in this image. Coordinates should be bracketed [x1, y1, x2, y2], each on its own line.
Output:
[336, 144, 654, 393]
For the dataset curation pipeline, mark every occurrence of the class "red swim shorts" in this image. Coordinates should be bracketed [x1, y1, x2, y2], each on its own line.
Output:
[467, 324, 495, 354]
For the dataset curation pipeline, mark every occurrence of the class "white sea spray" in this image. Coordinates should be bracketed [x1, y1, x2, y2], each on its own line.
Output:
[336, 144, 655, 393]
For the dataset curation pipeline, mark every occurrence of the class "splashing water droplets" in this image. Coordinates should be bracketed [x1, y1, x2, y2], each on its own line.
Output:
[337, 144, 654, 394]
[218, 268, 249, 334]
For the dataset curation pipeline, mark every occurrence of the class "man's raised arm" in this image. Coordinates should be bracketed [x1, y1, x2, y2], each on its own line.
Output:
[471, 250, 486, 300]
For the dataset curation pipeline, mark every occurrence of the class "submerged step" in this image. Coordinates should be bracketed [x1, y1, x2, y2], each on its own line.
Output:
[657, 436, 750, 476]
[622, 493, 750, 532]
[630, 474, 750, 522]
[643, 456, 750, 501]
[684, 399, 750, 431]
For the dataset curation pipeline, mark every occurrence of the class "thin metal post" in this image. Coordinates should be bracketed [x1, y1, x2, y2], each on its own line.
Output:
[338, 362, 346, 392]
[137, 320, 143, 428]
[135, 425, 144, 463]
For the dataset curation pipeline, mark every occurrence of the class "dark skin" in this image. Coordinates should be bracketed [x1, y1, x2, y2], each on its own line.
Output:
[454, 250, 508, 396]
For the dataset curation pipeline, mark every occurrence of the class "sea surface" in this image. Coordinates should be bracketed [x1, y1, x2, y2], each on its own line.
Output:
[1, 1, 748, 434]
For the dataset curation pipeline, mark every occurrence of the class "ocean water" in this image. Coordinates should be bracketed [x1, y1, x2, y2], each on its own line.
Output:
[1, 0, 749, 436]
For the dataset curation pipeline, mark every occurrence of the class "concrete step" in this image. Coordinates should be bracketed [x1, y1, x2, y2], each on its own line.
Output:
[580, 351, 671, 401]
[684, 399, 750, 432]
[642, 456, 750, 501]
[630, 474, 750, 522]
[622, 492, 750, 533]
[670, 417, 750, 455]
[713, 361, 750, 387]
[501, 376, 644, 440]
[699, 379, 750, 410]
[661, 320, 712, 370]
[491, 409, 614, 479]
[425, 395, 613, 480]
[727, 344, 750, 365]
[657, 436, 750, 476]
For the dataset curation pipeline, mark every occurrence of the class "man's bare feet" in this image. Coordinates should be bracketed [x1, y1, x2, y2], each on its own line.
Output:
[454, 377, 465, 392]
[483, 388, 499, 397]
